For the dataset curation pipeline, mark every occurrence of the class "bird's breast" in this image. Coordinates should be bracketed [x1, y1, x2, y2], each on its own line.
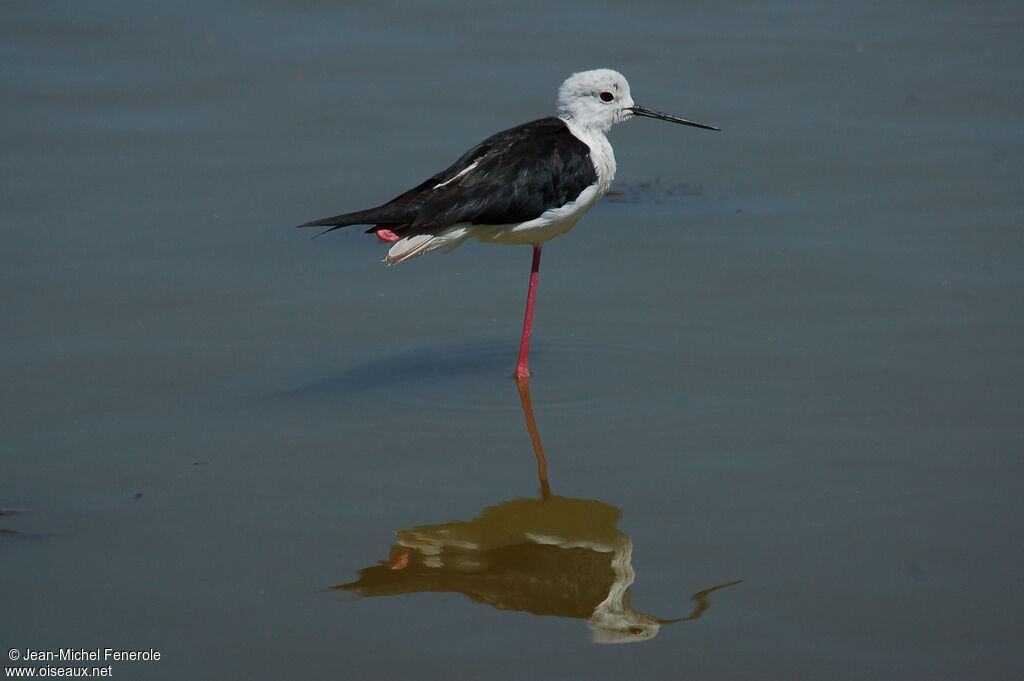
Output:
[587, 135, 617, 197]
[561, 119, 617, 199]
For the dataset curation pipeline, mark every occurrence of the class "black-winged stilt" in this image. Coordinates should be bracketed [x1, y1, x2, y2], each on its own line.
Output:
[298, 68, 718, 378]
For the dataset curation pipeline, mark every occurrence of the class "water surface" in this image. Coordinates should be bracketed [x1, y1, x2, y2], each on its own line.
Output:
[3, 1, 1022, 679]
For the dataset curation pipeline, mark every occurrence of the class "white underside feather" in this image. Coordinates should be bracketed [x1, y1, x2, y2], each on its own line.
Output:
[384, 181, 605, 264]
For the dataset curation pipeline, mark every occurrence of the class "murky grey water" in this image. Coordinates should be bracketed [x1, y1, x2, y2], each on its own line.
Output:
[3, 1, 1022, 679]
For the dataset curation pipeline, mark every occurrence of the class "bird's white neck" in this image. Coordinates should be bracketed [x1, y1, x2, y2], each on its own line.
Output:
[561, 117, 617, 197]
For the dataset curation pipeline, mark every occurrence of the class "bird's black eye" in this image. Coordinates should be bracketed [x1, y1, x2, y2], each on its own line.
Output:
[599, 91, 614, 102]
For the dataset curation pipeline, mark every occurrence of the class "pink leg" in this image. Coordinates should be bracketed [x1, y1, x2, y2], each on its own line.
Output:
[514, 244, 542, 379]
[374, 227, 401, 243]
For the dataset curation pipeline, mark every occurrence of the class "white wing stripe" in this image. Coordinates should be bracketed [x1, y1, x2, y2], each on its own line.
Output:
[431, 161, 480, 190]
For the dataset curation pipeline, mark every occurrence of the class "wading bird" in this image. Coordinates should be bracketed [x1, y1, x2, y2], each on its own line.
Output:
[298, 69, 717, 378]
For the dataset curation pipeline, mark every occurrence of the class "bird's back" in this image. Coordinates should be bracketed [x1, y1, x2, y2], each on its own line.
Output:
[298, 117, 598, 239]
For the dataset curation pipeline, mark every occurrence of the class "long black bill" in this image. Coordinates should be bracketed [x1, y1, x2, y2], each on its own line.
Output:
[628, 104, 720, 131]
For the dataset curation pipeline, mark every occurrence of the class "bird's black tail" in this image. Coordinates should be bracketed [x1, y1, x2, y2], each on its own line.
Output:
[296, 210, 367, 230]
[295, 208, 397, 238]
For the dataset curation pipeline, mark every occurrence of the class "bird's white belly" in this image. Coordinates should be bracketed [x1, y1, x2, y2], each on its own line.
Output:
[471, 182, 604, 245]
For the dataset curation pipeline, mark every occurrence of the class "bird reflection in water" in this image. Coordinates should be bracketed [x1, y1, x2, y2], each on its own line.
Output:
[327, 377, 741, 643]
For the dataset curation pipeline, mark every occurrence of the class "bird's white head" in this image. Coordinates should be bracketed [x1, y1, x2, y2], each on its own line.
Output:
[557, 69, 635, 132]
[557, 68, 720, 135]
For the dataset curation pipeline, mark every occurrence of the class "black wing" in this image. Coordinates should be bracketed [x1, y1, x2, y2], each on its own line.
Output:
[297, 117, 597, 237]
